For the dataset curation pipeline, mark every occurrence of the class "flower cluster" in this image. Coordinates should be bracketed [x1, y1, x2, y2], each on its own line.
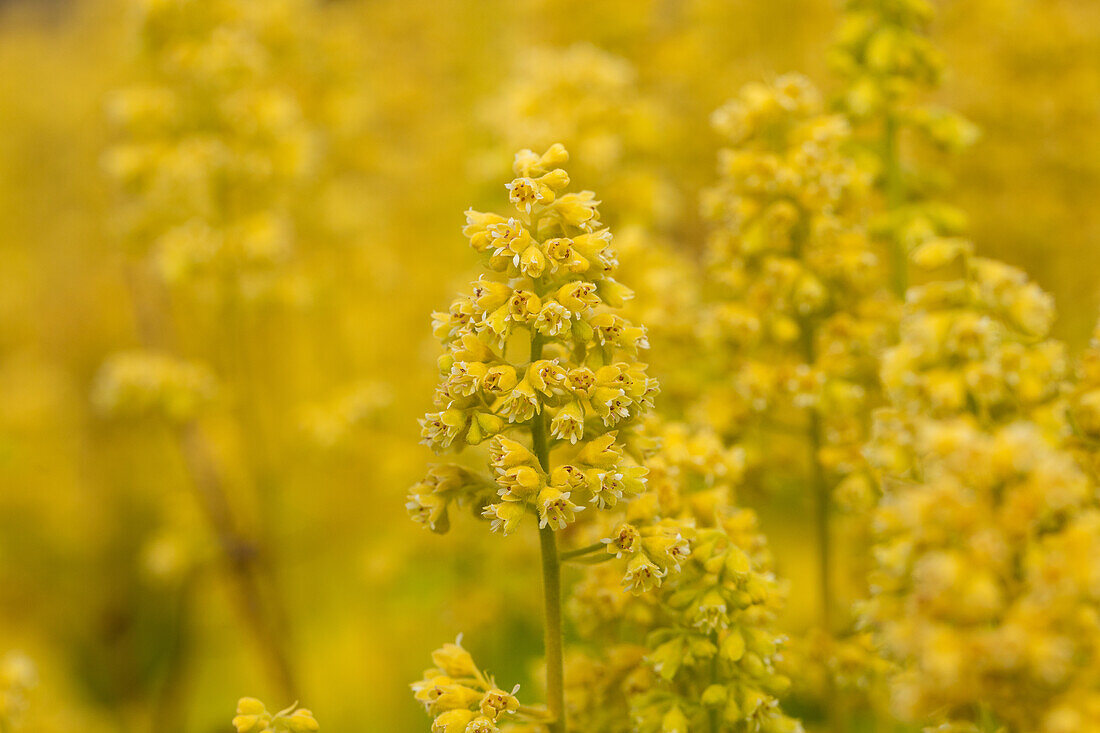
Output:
[830, 0, 979, 153]
[411, 638, 536, 733]
[103, 0, 319, 299]
[830, 0, 978, 296]
[629, 515, 799, 733]
[91, 350, 217, 423]
[409, 144, 658, 539]
[863, 238, 1096, 729]
[566, 508, 800, 733]
[566, 419, 742, 631]
[830, 0, 944, 120]
[871, 237, 1067, 476]
[864, 417, 1100, 730]
[563, 417, 800, 732]
[699, 73, 893, 508]
[232, 698, 319, 733]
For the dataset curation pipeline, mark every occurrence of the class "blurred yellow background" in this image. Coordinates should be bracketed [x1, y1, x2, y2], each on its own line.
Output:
[0, 0, 1097, 731]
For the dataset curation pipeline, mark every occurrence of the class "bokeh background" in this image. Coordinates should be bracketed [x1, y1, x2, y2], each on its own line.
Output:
[0, 0, 1097, 730]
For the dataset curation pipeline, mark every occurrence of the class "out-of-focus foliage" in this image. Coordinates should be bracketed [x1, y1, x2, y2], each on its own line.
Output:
[0, 1, 1097, 732]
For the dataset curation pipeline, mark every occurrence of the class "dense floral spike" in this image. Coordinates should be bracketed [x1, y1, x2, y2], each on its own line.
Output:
[696, 72, 902, 725]
[104, 0, 320, 300]
[232, 697, 319, 733]
[410, 145, 661, 733]
[862, 242, 1100, 730]
[565, 419, 801, 733]
[869, 238, 1068, 475]
[830, 0, 979, 295]
[830, 0, 946, 121]
[699, 73, 893, 502]
[410, 144, 657, 539]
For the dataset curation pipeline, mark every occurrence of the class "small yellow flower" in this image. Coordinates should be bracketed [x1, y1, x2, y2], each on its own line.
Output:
[536, 486, 584, 530]
[431, 638, 481, 679]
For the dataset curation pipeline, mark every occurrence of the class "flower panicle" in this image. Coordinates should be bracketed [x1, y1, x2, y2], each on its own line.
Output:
[409, 145, 658, 539]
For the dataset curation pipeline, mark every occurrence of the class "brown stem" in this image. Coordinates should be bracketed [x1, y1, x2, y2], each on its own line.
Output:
[175, 422, 298, 701]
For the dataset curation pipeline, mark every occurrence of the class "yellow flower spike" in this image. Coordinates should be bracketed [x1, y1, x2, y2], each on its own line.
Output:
[412, 146, 660, 733]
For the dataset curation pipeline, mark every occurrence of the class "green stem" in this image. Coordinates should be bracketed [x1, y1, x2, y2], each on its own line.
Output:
[538, 524, 566, 733]
[517, 705, 553, 721]
[176, 422, 298, 701]
[884, 113, 907, 297]
[800, 324, 838, 733]
[560, 542, 606, 561]
[808, 409, 832, 638]
[531, 332, 566, 733]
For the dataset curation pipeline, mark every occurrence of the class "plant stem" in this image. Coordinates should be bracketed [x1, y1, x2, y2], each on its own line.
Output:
[883, 113, 907, 297]
[530, 333, 566, 733]
[538, 523, 566, 733]
[176, 422, 298, 701]
[123, 266, 298, 701]
[559, 542, 606, 561]
[807, 409, 832, 638]
[799, 324, 838, 733]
